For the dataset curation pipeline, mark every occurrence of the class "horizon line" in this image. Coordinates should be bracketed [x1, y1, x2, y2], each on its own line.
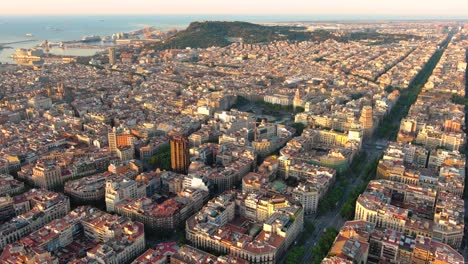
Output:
[1, 13, 468, 18]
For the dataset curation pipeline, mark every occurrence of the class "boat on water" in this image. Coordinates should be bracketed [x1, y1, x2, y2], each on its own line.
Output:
[45, 26, 62, 32]
[81, 35, 101, 42]
[25, 33, 33, 37]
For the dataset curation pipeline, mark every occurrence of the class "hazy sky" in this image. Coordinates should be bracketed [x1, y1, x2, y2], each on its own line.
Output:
[2, 0, 468, 16]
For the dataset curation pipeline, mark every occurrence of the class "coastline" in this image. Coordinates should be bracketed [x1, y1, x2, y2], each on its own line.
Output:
[2, 24, 177, 64]
[1, 28, 154, 64]
[0, 16, 190, 63]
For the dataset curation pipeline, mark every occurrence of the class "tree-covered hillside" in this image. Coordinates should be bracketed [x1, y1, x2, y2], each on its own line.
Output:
[147, 21, 420, 50]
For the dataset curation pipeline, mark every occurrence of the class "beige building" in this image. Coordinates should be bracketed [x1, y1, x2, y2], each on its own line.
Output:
[64, 172, 110, 202]
[114, 189, 204, 230]
[359, 105, 374, 138]
[0, 189, 70, 249]
[109, 47, 116, 65]
[105, 177, 146, 212]
[264, 94, 292, 106]
[324, 220, 464, 264]
[355, 180, 464, 250]
[416, 126, 464, 151]
[32, 161, 62, 190]
[293, 183, 320, 215]
[1, 206, 145, 264]
[432, 192, 464, 249]
[0, 174, 25, 196]
[186, 191, 303, 264]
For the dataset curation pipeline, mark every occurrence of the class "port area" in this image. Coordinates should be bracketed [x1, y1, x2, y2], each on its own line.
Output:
[0, 39, 37, 50]
[0, 39, 37, 46]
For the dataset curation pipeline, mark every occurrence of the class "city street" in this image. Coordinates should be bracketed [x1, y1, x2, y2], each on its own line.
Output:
[300, 138, 386, 264]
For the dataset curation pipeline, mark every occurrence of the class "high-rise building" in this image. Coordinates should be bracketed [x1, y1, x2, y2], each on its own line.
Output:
[108, 127, 117, 153]
[293, 88, 303, 110]
[108, 127, 135, 158]
[109, 47, 116, 65]
[171, 134, 189, 174]
[359, 105, 374, 138]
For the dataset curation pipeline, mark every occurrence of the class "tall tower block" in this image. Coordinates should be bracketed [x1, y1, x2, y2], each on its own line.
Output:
[109, 47, 116, 65]
[171, 134, 190, 174]
[359, 105, 374, 138]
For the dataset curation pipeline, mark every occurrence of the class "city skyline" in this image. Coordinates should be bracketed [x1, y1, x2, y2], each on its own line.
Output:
[0, 1, 467, 263]
[2, 0, 468, 17]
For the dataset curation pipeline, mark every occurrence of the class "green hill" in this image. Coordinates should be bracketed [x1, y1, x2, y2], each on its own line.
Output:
[147, 21, 420, 50]
[148, 21, 317, 50]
